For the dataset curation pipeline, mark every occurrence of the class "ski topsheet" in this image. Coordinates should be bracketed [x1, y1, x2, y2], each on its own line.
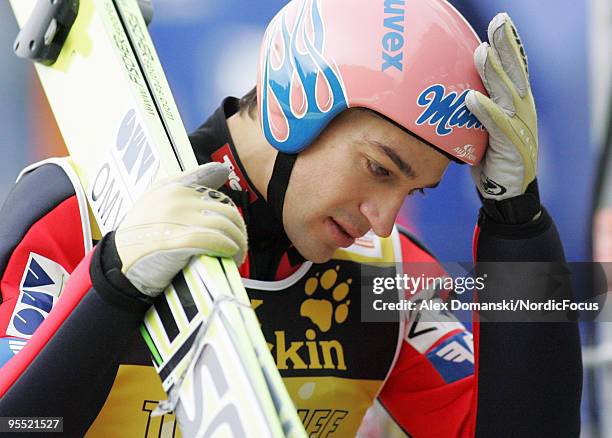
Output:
[10, 1, 306, 437]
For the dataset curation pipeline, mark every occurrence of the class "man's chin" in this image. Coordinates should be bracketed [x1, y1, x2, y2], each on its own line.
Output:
[294, 242, 336, 264]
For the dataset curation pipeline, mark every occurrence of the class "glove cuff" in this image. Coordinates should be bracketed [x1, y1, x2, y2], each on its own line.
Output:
[91, 231, 155, 313]
[479, 179, 541, 225]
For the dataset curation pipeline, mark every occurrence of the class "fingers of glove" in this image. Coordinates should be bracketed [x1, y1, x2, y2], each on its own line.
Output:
[166, 192, 247, 256]
[200, 200, 247, 236]
[119, 184, 209, 228]
[467, 90, 534, 193]
[173, 162, 230, 190]
[466, 90, 513, 150]
[142, 183, 236, 219]
[187, 185, 247, 234]
[121, 183, 247, 251]
[118, 218, 247, 273]
[474, 42, 515, 116]
[125, 248, 204, 297]
[117, 214, 246, 262]
[193, 185, 235, 207]
[188, 212, 247, 258]
[153, 184, 245, 234]
[139, 192, 246, 253]
[467, 90, 536, 166]
[171, 229, 246, 265]
[126, 243, 240, 297]
[488, 13, 530, 98]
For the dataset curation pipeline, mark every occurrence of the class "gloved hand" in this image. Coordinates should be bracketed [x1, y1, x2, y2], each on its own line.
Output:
[115, 162, 248, 297]
[466, 13, 541, 224]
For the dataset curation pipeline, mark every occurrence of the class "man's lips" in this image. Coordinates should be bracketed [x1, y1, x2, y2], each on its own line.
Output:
[326, 218, 363, 248]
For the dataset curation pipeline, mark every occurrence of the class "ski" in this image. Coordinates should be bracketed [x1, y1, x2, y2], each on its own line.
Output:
[9, 1, 306, 436]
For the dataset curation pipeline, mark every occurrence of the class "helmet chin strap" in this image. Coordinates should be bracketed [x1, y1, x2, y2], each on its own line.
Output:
[267, 151, 298, 226]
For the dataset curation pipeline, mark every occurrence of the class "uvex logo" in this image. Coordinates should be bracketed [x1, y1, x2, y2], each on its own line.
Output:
[382, 0, 406, 72]
[416, 84, 483, 136]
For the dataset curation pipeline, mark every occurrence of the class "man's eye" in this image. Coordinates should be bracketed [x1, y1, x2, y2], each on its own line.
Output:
[368, 160, 390, 177]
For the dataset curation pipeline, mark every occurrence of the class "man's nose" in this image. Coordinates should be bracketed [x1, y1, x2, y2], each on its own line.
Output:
[359, 194, 404, 238]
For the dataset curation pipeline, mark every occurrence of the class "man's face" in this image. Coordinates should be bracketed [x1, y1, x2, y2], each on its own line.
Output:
[282, 108, 450, 263]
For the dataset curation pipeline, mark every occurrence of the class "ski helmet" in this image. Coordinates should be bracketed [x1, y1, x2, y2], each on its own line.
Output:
[257, 0, 488, 165]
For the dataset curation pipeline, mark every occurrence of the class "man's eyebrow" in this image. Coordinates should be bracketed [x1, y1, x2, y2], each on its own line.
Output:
[368, 140, 417, 179]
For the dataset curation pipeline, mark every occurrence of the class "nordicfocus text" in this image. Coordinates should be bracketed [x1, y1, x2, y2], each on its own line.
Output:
[372, 299, 600, 312]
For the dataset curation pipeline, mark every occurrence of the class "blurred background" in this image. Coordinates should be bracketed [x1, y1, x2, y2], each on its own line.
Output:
[0, 0, 610, 436]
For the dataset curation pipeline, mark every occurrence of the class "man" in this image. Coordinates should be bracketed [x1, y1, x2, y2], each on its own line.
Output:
[0, 0, 581, 437]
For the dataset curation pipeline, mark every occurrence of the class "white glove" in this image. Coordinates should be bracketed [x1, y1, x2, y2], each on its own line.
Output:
[115, 162, 248, 297]
[466, 13, 538, 202]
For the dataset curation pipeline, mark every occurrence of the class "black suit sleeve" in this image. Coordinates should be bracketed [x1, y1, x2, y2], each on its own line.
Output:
[475, 207, 582, 437]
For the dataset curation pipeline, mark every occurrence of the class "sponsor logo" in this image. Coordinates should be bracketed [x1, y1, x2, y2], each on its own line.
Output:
[89, 109, 160, 232]
[353, 237, 375, 249]
[435, 335, 474, 364]
[0, 338, 27, 366]
[8, 339, 26, 355]
[416, 84, 484, 136]
[89, 163, 128, 232]
[480, 173, 507, 196]
[405, 304, 467, 354]
[382, 0, 406, 72]
[115, 109, 159, 187]
[453, 144, 477, 163]
[297, 409, 348, 436]
[407, 296, 475, 383]
[211, 144, 258, 203]
[343, 230, 383, 259]
[0, 339, 23, 367]
[301, 266, 351, 334]
[425, 331, 474, 383]
[268, 330, 346, 371]
[141, 401, 177, 438]
[260, 266, 352, 371]
[7, 253, 69, 339]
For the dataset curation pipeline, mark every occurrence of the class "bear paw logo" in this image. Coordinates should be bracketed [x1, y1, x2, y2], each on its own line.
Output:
[300, 266, 351, 332]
